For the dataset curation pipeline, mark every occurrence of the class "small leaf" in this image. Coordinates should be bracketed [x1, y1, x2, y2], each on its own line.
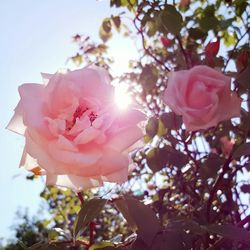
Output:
[200, 153, 224, 181]
[125, 197, 161, 246]
[139, 64, 158, 92]
[160, 112, 182, 130]
[235, 0, 247, 16]
[146, 117, 158, 137]
[189, 28, 207, 40]
[111, 16, 121, 31]
[74, 198, 107, 238]
[48, 228, 67, 240]
[102, 18, 112, 33]
[159, 5, 183, 35]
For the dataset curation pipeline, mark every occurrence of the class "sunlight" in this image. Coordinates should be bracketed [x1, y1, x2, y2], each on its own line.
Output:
[114, 83, 132, 110]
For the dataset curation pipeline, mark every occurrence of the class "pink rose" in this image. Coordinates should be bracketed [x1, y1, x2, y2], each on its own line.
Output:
[163, 65, 241, 131]
[8, 66, 145, 191]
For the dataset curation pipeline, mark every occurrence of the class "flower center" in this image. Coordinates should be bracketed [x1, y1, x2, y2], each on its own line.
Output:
[66, 105, 98, 131]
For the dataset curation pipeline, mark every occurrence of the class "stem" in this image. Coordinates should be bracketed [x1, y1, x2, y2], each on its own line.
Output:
[77, 192, 84, 206]
[206, 155, 232, 223]
[176, 35, 190, 69]
[133, 14, 171, 71]
[223, 28, 249, 73]
[89, 222, 95, 246]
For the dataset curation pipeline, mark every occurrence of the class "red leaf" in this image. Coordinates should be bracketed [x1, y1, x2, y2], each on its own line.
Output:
[160, 36, 171, 47]
[205, 38, 220, 57]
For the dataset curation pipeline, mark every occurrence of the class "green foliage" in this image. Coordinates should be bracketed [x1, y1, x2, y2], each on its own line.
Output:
[74, 198, 107, 238]
[5, 0, 250, 249]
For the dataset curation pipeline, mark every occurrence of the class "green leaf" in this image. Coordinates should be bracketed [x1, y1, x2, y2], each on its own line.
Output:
[146, 117, 158, 138]
[159, 5, 183, 35]
[157, 119, 167, 137]
[189, 28, 207, 40]
[206, 224, 250, 243]
[147, 21, 157, 37]
[139, 64, 158, 92]
[48, 228, 66, 240]
[74, 198, 107, 238]
[102, 18, 112, 33]
[200, 154, 224, 181]
[160, 112, 182, 130]
[235, 0, 247, 16]
[114, 198, 138, 232]
[89, 242, 114, 250]
[223, 31, 237, 47]
[233, 142, 250, 158]
[199, 16, 219, 32]
[125, 197, 161, 246]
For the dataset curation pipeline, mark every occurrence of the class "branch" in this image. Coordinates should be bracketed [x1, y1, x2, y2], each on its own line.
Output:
[77, 192, 84, 206]
[223, 28, 249, 73]
[206, 155, 232, 223]
[176, 35, 190, 69]
[133, 15, 171, 71]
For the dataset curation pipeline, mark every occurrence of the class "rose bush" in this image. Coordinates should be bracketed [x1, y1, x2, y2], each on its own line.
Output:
[163, 65, 241, 131]
[7, 66, 145, 191]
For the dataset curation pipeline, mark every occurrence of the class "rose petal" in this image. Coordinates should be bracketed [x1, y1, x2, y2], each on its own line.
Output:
[74, 127, 101, 145]
[6, 102, 26, 135]
[46, 174, 103, 191]
[107, 126, 143, 152]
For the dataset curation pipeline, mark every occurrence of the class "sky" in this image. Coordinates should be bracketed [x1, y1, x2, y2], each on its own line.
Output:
[0, 0, 137, 241]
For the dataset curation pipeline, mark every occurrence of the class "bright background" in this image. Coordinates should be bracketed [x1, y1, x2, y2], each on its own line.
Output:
[0, 0, 137, 241]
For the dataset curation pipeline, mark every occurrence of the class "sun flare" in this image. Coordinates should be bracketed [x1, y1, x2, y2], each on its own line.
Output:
[114, 84, 132, 110]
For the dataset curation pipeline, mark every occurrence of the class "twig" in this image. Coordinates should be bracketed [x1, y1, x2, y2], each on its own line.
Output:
[206, 155, 232, 223]
[223, 28, 249, 73]
[133, 15, 171, 71]
[176, 35, 190, 69]
[77, 192, 84, 206]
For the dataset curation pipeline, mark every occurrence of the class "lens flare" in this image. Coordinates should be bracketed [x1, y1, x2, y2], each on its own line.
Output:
[114, 84, 132, 110]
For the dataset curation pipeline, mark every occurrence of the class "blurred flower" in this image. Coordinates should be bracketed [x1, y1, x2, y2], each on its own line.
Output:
[160, 36, 171, 47]
[163, 65, 241, 131]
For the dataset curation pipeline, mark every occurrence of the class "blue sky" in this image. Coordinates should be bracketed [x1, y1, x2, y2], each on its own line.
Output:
[0, 0, 137, 240]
